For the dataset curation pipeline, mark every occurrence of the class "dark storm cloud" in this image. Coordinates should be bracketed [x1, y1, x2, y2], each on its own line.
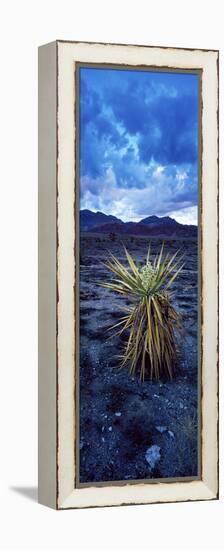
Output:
[103, 79, 198, 166]
[138, 95, 198, 165]
[80, 82, 128, 179]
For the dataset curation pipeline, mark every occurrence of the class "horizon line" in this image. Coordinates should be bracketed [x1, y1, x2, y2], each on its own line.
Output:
[80, 208, 198, 227]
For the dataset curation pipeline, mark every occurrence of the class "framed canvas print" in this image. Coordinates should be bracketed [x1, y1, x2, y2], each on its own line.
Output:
[38, 40, 219, 509]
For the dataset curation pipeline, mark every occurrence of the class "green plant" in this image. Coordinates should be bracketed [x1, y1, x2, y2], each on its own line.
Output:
[102, 244, 184, 381]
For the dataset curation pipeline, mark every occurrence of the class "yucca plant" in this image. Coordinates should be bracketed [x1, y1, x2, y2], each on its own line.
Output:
[101, 244, 184, 382]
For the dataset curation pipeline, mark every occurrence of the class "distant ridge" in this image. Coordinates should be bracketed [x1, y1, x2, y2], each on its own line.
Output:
[80, 209, 123, 232]
[80, 209, 197, 238]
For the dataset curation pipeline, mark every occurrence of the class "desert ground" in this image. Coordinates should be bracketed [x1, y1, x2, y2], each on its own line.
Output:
[78, 233, 199, 484]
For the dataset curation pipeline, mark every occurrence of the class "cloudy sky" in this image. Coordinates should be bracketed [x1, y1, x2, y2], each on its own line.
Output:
[79, 67, 199, 225]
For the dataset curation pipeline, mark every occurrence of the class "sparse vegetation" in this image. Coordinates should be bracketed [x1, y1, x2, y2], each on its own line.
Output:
[109, 232, 116, 242]
[102, 244, 184, 381]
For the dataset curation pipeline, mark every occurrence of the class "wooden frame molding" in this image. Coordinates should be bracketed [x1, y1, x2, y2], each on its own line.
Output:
[38, 40, 219, 510]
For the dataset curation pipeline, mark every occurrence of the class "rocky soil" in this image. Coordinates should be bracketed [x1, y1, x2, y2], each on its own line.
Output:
[79, 234, 199, 484]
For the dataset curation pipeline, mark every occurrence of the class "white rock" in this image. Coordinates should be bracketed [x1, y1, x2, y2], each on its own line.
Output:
[108, 426, 112, 431]
[168, 430, 175, 438]
[115, 412, 121, 417]
[156, 426, 167, 434]
[145, 445, 161, 471]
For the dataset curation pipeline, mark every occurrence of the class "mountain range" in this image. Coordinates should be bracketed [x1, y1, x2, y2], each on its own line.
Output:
[80, 209, 197, 238]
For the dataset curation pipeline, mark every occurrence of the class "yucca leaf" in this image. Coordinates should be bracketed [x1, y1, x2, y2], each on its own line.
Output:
[146, 243, 151, 264]
[124, 247, 141, 278]
[165, 263, 185, 290]
[156, 242, 164, 269]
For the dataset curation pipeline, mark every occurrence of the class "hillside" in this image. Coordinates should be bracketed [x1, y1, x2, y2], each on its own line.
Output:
[80, 209, 197, 238]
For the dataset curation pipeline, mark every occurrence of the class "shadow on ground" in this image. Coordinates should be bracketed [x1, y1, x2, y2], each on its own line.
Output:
[10, 487, 38, 502]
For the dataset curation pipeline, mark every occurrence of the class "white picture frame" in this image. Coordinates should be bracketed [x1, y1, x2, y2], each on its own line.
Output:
[38, 40, 219, 509]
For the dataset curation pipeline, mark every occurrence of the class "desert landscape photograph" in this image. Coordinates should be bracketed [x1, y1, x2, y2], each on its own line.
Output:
[77, 65, 200, 484]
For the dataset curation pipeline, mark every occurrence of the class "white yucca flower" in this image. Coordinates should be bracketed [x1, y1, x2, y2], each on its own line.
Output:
[139, 262, 157, 292]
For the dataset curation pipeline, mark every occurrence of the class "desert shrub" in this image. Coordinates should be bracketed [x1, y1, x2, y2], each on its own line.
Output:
[101, 244, 184, 381]
[109, 232, 116, 242]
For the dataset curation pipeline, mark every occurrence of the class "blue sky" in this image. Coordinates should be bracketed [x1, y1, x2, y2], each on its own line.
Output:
[79, 67, 199, 224]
